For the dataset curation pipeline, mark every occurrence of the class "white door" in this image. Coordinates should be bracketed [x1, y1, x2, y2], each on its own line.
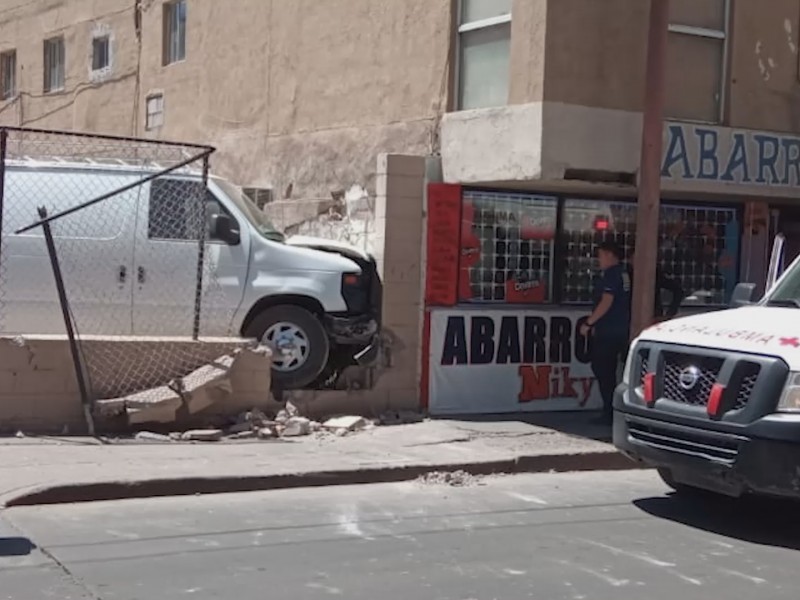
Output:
[1, 168, 136, 335]
[131, 178, 248, 338]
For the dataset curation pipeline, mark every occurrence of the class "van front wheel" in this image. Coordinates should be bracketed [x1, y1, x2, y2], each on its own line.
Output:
[245, 305, 330, 390]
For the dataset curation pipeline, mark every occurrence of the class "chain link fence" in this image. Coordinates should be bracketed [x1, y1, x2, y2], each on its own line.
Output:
[0, 127, 240, 412]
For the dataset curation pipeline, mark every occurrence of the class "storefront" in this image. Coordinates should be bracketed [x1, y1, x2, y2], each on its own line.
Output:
[422, 182, 744, 416]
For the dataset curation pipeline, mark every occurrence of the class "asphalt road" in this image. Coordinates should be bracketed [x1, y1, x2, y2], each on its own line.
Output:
[2, 469, 799, 600]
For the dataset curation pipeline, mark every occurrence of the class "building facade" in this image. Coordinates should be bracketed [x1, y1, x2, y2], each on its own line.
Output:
[0, 0, 797, 415]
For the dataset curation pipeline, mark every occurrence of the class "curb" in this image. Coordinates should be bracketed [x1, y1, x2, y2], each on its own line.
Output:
[3, 449, 644, 508]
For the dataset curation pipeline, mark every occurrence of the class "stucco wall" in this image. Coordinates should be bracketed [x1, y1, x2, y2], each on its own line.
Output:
[0, 0, 451, 234]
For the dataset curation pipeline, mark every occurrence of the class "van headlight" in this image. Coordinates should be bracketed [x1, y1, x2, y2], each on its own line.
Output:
[777, 372, 800, 412]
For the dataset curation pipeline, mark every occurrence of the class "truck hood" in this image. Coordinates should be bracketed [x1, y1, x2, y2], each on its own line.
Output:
[640, 306, 800, 365]
[286, 235, 371, 262]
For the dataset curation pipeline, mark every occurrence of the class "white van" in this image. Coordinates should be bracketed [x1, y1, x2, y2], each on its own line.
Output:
[0, 160, 382, 390]
[614, 248, 800, 500]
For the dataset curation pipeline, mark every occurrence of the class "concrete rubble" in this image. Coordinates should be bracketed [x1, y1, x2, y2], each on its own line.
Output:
[181, 429, 224, 442]
[95, 344, 273, 429]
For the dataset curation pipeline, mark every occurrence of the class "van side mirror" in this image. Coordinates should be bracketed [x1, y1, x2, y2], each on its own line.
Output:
[210, 214, 240, 245]
[731, 282, 757, 307]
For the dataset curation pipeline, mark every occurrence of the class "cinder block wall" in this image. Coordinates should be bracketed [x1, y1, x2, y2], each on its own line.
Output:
[0, 337, 85, 434]
[290, 153, 428, 417]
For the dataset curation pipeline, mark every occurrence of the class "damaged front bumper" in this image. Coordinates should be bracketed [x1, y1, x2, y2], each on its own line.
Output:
[324, 314, 380, 366]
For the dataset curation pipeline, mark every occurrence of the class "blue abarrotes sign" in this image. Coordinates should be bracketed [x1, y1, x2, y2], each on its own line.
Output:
[661, 123, 800, 192]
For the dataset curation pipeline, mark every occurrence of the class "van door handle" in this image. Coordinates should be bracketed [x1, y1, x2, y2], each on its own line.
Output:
[118, 265, 127, 283]
[137, 266, 146, 284]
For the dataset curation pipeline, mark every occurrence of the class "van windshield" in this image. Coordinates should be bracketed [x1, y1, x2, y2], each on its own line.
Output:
[212, 178, 285, 243]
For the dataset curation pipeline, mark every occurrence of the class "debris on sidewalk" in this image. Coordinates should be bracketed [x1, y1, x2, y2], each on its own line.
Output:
[181, 429, 224, 442]
[323, 416, 369, 433]
[134, 431, 173, 443]
[416, 470, 485, 487]
[281, 417, 312, 437]
[378, 410, 427, 426]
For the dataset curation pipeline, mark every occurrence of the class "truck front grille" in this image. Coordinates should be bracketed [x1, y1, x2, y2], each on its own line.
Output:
[662, 352, 724, 406]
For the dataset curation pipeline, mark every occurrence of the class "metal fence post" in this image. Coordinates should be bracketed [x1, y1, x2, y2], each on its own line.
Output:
[192, 154, 210, 341]
[0, 128, 8, 315]
[37, 206, 95, 436]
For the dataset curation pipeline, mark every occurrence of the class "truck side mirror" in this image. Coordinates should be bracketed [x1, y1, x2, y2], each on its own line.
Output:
[210, 214, 240, 245]
[731, 282, 757, 307]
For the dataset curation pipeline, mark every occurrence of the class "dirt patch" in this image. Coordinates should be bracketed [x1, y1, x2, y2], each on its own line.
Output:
[416, 470, 485, 487]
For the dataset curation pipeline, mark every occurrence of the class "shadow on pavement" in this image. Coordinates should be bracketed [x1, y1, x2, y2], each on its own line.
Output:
[634, 493, 800, 551]
[0, 537, 36, 557]
[434, 411, 612, 442]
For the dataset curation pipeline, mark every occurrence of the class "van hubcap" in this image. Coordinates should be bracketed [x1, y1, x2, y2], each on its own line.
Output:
[263, 323, 310, 372]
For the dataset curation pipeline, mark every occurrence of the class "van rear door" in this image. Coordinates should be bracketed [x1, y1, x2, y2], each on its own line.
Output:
[1, 168, 136, 335]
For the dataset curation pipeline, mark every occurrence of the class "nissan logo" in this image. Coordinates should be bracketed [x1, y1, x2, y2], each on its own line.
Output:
[678, 366, 702, 391]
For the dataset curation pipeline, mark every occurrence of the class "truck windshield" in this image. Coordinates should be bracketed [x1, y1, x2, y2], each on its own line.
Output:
[212, 177, 285, 243]
[765, 265, 800, 308]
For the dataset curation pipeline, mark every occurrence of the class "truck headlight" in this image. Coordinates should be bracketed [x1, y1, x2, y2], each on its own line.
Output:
[777, 372, 800, 412]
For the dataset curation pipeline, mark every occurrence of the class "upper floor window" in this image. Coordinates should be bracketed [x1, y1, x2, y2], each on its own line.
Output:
[43, 36, 65, 93]
[92, 35, 111, 72]
[0, 50, 16, 100]
[666, 0, 730, 123]
[163, 0, 187, 65]
[456, 0, 512, 111]
[146, 93, 165, 130]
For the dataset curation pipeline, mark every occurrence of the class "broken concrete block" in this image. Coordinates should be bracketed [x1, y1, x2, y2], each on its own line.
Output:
[334, 428, 348, 437]
[173, 356, 235, 415]
[323, 416, 369, 432]
[257, 427, 276, 439]
[227, 430, 256, 440]
[281, 416, 311, 437]
[134, 431, 173, 443]
[309, 421, 322, 432]
[125, 386, 184, 425]
[181, 429, 224, 442]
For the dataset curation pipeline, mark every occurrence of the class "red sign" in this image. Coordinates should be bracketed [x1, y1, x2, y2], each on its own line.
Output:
[425, 184, 462, 306]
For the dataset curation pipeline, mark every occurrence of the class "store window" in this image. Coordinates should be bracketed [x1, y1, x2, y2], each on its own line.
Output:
[560, 199, 740, 307]
[459, 191, 557, 304]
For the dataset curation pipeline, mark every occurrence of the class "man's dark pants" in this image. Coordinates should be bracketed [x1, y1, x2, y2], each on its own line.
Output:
[590, 332, 629, 419]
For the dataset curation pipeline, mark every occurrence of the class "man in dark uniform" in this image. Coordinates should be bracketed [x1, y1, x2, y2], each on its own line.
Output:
[580, 241, 631, 425]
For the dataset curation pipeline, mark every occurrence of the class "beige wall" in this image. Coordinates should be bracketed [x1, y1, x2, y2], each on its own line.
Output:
[0, 0, 451, 231]
[535, 0, 800, 134]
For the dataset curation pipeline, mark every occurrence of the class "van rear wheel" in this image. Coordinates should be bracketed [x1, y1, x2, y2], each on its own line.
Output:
[245, 305, 330, 390]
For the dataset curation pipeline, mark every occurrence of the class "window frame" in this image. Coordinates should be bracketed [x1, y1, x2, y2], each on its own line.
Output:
[163, 0, 187, 66]
[457, 188, 743, 309]
[667, 0, 731, 124]
[145, 93, 165, 130]
[43, 36, 66, 94]
[91, 34, 111, 73]
[0, 49, 16, 100]
[454, 0, 513, 111]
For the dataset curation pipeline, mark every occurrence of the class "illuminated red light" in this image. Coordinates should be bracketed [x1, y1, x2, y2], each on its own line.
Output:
[643, 373, 656, 406]
[707, 383, 726, 418]
[343, 274, 360, 286]
[593, 217, 610, 231]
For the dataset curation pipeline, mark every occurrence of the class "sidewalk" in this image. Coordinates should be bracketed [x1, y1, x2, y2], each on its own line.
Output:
[0, 415, 636, 507]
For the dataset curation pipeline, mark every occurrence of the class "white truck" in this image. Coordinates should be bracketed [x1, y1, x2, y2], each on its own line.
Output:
[614, 237, 800, 500]
[1, 160, 382, 390]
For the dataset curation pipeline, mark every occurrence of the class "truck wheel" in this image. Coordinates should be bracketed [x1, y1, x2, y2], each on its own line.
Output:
[245, 305, 330, 390]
